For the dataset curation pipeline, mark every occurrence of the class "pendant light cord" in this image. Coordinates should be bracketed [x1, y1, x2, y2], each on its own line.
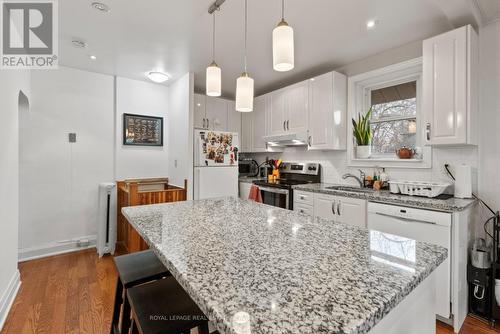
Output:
[244, 0, 248, 73]
[212, 11, 216, 61]
[281, 0, 284, 20]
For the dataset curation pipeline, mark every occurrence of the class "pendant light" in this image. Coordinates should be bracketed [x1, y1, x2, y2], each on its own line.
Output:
[206, 10, 221, 96]
[272, 0, 294, 72]
[236, 0, 254, 112]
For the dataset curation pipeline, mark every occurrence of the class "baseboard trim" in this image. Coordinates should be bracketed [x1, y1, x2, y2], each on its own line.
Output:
[0, 270, 21, 332]
[18, 235, 97, 262]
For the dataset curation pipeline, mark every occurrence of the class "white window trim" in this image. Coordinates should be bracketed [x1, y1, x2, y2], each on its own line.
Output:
[347, 57, 432, 169]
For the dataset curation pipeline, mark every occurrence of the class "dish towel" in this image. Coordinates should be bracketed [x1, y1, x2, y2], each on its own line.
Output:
[248, 185, 263, 203]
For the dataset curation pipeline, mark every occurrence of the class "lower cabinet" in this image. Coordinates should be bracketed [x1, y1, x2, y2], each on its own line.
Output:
[295, 192, 367, 227]
[239, 182, 252, 200]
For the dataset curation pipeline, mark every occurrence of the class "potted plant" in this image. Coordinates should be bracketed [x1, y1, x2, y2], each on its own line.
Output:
[352, 107, 372, 159]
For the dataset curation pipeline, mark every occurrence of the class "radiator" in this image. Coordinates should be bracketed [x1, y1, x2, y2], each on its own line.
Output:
[97, 182, 117, 257]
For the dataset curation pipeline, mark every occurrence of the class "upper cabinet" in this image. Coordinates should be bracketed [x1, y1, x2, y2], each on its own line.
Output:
[206, 97, 228, 131]
[194, 94, 207, 129]
[423, 25, 478, 146]
[226, 101, 241, 134]
[308, 72, 347, 150]
[268, 82, 308, 135]
[252, 95, 268, 152]
[194, 93, 241, 133]
[240, 112, 253, 153]
[286, 81, 309, 133]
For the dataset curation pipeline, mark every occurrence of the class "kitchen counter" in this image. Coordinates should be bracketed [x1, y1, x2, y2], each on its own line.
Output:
[122, 197, 447, 334]
[293, 183, 477, 212]
[238, 176, 267, 183]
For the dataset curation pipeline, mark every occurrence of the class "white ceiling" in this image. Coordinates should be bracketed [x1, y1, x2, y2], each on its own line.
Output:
[59, 0, 487, 98]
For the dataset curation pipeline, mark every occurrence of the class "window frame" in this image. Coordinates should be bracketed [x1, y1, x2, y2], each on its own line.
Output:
[347, 58, 432, 169]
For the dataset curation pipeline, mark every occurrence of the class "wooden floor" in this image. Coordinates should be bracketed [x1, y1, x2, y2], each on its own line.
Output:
[1, 249, 500, 334]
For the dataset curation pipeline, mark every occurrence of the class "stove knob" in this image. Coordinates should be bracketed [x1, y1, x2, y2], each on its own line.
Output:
[308, 166, 316, 171]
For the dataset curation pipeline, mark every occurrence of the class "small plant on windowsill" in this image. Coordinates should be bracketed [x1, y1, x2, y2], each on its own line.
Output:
[352, 107, 373, 159]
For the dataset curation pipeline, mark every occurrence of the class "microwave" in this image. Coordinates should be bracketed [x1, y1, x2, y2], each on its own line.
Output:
[239, 159, 258, 177]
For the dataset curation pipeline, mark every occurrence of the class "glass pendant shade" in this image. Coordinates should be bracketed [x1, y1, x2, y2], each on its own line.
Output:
[235, 73, 254, 112]
[206, 62, 221, 97]
[273, 20, 294, 72]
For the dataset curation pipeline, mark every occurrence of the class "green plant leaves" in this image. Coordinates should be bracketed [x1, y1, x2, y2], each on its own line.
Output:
[352, 107, 373, 146]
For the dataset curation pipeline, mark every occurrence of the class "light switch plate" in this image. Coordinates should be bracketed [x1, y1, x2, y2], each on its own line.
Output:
[68, 133, 77, 143]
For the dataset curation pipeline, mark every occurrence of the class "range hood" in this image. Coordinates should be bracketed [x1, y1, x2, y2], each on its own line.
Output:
[263, 132, 309, 147]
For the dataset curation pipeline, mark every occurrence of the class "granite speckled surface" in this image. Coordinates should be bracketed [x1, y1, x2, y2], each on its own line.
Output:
[293, 183, 476, 212]
[239, 176, 267, 184]
[122, 197, 447, 334]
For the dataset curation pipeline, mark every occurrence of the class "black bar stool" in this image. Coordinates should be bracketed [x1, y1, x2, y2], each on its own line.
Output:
[127, 276, 210, 334]
[111, 250, 171, 334]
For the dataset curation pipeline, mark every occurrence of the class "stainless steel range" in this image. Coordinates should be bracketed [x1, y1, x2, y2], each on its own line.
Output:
[252, 162, 321, 210]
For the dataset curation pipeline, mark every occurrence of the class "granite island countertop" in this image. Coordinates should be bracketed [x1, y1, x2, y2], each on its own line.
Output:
[293, 183, 477, 212]
[122, 197, 447, 334]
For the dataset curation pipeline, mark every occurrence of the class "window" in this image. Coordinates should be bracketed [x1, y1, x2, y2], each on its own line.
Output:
[347, 58, 432, 168]
[370, 81, 417, 156]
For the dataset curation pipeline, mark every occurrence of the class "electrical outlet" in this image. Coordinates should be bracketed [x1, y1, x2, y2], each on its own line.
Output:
[68, 133, 77, 143]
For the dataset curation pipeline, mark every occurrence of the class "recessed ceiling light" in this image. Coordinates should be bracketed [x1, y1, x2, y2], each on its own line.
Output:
[71, 39, 88, 49]
[366, 19, 378, 30]
[91, 2, 110, 12]
[146, 71, 170, 83]
[89, 55, 97, 60]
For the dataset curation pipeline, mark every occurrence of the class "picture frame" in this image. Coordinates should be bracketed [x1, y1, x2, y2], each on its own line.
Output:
[123, 113, 163, 146]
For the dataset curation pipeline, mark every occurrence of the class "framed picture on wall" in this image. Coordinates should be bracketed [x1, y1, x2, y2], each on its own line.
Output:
[123, 113, 163, 146]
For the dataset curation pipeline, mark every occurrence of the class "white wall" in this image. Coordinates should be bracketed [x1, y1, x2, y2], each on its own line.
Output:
[478, 21, 500, 216]
[167, 73, 194, 197]
[19, 67, 114, 260]
[115, 77, 169, 180]
[0, 70, 30, 330]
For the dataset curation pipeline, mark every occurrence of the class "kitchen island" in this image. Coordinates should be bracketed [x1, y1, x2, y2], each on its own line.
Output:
[122, 198, 447, 334]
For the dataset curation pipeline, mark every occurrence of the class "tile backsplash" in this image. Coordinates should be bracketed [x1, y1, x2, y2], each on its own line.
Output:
[242, 146, 478, 193]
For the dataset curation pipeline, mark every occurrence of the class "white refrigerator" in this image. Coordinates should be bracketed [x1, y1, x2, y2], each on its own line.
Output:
[194, 129, 239, 200]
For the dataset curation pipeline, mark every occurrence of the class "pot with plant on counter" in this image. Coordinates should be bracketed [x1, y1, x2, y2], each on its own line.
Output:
[352, 107, 372, 159]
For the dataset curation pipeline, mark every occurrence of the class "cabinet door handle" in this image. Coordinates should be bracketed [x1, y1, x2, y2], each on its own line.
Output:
[426, 123, 431, 141]
[331, 200, 336, 215]
[202, 118, 205, 128]
[337, 201, 341, 216]
[286, 120, 290, 131]
[207, 119, 210, 128]
[283, 120, 286, 131]
[308, 136, 312, 147]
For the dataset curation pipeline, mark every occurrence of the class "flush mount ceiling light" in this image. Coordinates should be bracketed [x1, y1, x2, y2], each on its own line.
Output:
[235, 0, 254, 112]
[366, 19, 378, 30]
[206, 9, 221, 97]
[146, 71, 170, 83]
[71, 39, 88, 49]
[273, 0, 294, 72]
[91, 2, 110, 12]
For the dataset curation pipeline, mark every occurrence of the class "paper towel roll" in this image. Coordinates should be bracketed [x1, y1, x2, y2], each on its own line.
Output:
[454, 164, 472, 198]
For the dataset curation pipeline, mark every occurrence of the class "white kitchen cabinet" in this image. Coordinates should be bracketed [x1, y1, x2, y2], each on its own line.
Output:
[269, 89, 287, 135]
[294, 203, 314, 218]
[335, 197, 366, 228]
[313, 193, 366, 227]
[313, 193, 337, 222]
[252, 95, 268, 152]
[194, 93, 207, 129]
[423, 25, 478, 146]
[286, 81, 309, 133]
[308, 72, 347, 150]
[227, 101, 241, 134]
[239, 181, 252, 200]
[206, 96, 228, 131]
[240, 112, 253, 153]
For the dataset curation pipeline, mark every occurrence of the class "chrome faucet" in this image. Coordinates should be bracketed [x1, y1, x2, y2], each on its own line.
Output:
[342, 169, 365, 188]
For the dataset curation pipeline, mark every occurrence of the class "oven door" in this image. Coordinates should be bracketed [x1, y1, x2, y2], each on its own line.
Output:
[259, 186, 289, 209]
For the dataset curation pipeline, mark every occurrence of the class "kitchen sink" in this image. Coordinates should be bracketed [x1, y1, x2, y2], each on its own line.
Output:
[325, 186, 374, 193]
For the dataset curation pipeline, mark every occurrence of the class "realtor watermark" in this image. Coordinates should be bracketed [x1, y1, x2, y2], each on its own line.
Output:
[1, 0, 58, 69]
